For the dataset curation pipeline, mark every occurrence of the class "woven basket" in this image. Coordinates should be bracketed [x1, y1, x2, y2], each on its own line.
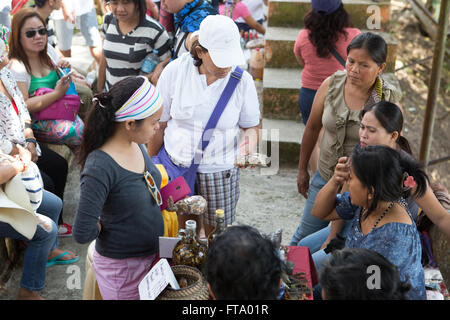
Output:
[157, 265, 210, 300]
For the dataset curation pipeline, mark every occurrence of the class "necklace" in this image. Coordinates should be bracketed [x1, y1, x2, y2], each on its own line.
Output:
[372, 201, 395, 229]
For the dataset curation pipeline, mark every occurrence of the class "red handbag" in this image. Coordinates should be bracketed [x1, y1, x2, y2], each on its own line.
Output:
[32, 87, 81, 122]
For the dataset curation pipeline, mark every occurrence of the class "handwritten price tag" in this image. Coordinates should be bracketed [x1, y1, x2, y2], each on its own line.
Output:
[138, 258, 180, 300]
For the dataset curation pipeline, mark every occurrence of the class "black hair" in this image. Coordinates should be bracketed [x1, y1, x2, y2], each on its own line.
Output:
[34, 0, 48, 8]
[205, 225, 283, 300]
[360, 101, 413, 155]
[109, 0, 147, 24]
[189, 39, 208, 67]
[78, 76, 145, 168]
[347, 32, 387, 66]
[319, 248, 412, 300]
[304, 3, 352, 58]
[351, 145, 429, 218]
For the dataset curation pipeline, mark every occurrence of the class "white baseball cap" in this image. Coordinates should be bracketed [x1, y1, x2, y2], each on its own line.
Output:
[198, 15, 245, 68]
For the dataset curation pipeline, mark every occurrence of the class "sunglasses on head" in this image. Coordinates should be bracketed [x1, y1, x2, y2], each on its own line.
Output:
[24, 28, 47, 38]
[144, 171, 162, 206]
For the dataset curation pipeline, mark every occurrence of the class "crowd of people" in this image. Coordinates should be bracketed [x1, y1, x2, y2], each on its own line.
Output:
[0, 0, 449, 301]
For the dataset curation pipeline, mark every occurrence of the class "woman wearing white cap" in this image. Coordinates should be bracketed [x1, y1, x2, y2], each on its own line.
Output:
[150, 15, 261, 236]
[74, 76, 165, 300]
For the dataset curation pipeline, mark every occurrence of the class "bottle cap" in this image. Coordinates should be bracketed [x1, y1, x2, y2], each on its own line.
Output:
[215, 209, 225, 217]
[186, 220, 197, 231]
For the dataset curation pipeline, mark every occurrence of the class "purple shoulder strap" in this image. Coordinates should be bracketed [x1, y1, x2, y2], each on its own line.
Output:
[201, 66, 243, 150]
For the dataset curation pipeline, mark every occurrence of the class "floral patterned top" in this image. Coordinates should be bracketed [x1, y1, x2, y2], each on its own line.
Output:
[336, 192, 426, 300]
[0, 67, 31, 155]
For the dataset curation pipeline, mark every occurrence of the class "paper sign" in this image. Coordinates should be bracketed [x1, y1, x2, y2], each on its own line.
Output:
[139, 258, 180, 300]
[159, 236, 182, 258]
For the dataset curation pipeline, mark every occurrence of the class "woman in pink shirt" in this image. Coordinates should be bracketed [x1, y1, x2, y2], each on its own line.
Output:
[294, 0, 360, 125]
[219, 0, 265, 35]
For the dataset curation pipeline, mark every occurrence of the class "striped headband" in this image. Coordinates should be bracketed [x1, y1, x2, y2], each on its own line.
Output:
[114, 76, 163, 122]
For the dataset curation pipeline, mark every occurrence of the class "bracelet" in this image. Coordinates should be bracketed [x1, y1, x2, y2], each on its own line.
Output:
[25, 138, 37, 146]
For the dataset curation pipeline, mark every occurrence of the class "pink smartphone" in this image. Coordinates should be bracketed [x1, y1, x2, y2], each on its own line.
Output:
[160, 176, 191, 210]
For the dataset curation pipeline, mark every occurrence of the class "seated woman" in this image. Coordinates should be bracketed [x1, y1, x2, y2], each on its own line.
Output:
[0, 23, 71, 236]
[74, 76, 164, 300]
[219, 0, 265, 35]
[8, 8, 83, 152]
[312, 145, 427, 300]
[234, 0, 267, 33]
[299, 101, 450, 267]
[0, 146, 78, 300]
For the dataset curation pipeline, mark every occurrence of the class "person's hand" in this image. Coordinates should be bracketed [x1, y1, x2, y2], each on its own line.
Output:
[320, 237, 332, 250]
[57, 59, 71, 70]
[297, 168, 310, 198]
[332, 156, 350, 186]
[25, 141, 38, 163]
[16, 144, 31, 168]
[54, 75, 71, 97]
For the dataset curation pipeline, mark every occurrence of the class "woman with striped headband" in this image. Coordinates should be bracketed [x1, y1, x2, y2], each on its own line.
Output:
[74, 76, 164, 300]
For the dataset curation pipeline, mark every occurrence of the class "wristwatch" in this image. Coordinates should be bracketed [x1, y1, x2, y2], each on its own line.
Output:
[25, 138, 37, 147]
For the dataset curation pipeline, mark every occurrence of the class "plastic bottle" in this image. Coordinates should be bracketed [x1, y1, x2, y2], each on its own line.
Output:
[141, 49, 159, 74]
[224, 0, 234, 18]
[248, 48, 264, 81]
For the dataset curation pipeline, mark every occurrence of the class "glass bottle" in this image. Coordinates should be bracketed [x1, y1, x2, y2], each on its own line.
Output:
[208, 209, 226, 247]
[141, 49, 159, 74]
[172, 220, 208, 270]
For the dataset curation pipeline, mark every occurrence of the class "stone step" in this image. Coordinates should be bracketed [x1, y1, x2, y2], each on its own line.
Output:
[264, 27, 398, 73]
[262, 68, 401, 121]
[268, 0, 392, 30]
[261, 118, 305, 165]
[262, 68, 302, 121]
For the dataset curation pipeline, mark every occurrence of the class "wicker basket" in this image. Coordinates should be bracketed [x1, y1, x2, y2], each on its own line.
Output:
[157, 265, 210, 300]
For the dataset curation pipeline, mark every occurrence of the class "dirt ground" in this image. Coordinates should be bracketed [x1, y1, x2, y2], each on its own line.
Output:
[390, 1, 450, 188]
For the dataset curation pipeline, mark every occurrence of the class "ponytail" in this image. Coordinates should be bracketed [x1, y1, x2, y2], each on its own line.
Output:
[397, 135, 413, 156]
[78, 76, 145, 168]
[398, 152, 429, 199]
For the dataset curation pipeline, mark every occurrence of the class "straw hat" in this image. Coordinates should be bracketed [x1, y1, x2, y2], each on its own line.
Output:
[0, 174, 38, 240]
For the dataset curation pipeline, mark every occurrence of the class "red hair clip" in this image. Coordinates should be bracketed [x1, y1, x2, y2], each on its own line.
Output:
[403, 175, 416, 189]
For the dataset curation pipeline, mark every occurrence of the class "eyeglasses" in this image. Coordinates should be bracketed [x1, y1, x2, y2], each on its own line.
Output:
[144, 171, 162, 206]
[24, 28, 48, 38]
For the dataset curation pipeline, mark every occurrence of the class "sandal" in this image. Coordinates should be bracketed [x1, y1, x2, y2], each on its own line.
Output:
[46, 251, 79, 267]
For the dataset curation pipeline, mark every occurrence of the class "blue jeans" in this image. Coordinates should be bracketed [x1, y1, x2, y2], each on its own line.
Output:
[0, 190, 62, 291]
[236, 19, 264, 33]
[307, 221, 353, 272]
[290, 171, 329, 246]
[298, 87, 317, 125]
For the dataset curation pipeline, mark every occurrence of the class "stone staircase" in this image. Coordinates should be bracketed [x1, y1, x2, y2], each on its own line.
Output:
[261, 0, 400, 165]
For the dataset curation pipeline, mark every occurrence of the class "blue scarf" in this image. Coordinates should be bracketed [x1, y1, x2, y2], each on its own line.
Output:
[174, 0, 218, 34]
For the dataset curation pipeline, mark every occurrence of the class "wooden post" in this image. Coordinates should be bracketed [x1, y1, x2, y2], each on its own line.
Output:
[419, 0, 450, 167]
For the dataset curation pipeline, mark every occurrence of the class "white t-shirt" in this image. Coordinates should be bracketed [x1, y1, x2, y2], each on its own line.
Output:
[235, 0, 264, 23]
[51, 0, 95, 19]
[157, 52, 260, 173]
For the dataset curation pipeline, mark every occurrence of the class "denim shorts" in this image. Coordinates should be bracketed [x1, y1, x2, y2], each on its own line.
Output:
[54, 9, 102, 50]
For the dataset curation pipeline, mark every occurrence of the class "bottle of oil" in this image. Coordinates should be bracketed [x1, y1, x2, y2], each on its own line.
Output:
[208, 209, 226, 247]
[172, 220, 208, 270]
[248, 48, 264, 81]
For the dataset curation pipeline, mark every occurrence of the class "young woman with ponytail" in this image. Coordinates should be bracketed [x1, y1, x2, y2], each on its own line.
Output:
[73, 76, 164, 300]
[313, 145, 427, 300]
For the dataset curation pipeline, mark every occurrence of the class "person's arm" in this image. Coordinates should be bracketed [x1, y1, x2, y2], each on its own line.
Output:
[73, 166, 110, 244]
[0, 145, 31, 183]
[297, 77, 330, 197]
[147, 121, 167, 157]
[148, 56, 171, 85]
[146, 0, 160, 20]
[415, 183, 450, 238]
[97, 50, 107, 92]
[239, 124, 260, 156]
[312, 156, 350, 221]
[243, 15, 265, 35]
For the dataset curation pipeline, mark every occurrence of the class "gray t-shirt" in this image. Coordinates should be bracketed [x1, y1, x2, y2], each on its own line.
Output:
[74, 145, 164, 259]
